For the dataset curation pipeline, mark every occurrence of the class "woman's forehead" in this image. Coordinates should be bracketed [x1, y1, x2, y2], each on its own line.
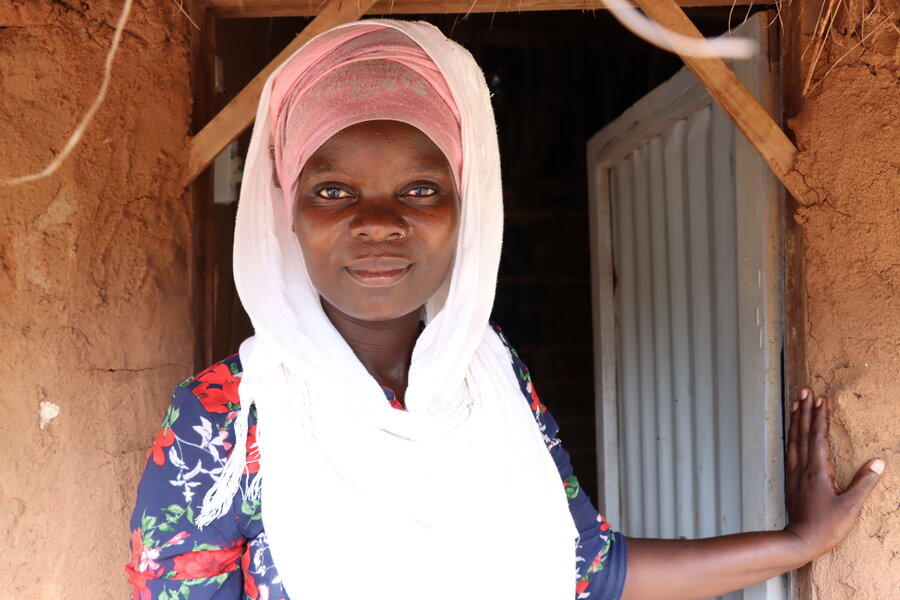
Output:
[303, 120, 453, 174]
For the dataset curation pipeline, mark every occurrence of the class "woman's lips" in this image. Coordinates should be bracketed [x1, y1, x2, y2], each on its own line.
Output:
[346, 257, 413, 286]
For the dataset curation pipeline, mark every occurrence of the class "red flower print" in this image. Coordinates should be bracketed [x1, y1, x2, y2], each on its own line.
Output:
[526, 381, 547, 414]
[242, 548, 259, 598]
[149, 427, 176, 466]
[576, 578, 590, 594]
[164, 530, 191, 548]
[126, 565, 157, 600]
[194, 363, 241, 413]
[171, 543, 244, 580]
[596, 513, 611, 532]
[244, 425, 260, 474]
[126, 528, 163, 600]
[224, 424, 261, 474]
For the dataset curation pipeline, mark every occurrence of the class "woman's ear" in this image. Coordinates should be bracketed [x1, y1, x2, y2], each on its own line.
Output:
[270, 145, 281, 189]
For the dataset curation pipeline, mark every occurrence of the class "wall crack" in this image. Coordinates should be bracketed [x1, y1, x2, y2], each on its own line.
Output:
[90, 363, 180, 373]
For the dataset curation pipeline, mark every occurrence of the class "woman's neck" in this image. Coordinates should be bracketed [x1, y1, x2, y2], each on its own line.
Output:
[321, 301, 422, 401]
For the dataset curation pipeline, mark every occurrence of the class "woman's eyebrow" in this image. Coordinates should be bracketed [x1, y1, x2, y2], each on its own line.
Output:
[303, 162, 351, 178]
[395, 159, 452, 177]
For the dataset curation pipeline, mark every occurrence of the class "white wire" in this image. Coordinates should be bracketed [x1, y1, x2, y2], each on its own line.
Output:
[2, 0, 135, 186]
[603, 0, 756, 59]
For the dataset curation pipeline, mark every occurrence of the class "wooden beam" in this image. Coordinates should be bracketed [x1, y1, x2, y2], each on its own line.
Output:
[184, 0, 380, 184]
[778, 2, 815, 596]
[207, 0, 759, 19]
[191, 1, 217, 369]
[632, 0, 802, 199]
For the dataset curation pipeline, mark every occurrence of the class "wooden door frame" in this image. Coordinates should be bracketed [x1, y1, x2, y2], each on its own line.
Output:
[184, 5, 811, 597]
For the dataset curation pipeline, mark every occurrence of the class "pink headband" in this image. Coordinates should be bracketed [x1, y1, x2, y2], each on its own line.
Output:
[271, 25, 463, 218]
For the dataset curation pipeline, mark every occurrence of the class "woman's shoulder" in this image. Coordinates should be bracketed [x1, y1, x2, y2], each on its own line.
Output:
[145, 354, 252, 473]
[175, 353, 245, 417]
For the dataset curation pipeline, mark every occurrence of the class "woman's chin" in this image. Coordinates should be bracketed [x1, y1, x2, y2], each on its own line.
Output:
[321, 297, 424, 326]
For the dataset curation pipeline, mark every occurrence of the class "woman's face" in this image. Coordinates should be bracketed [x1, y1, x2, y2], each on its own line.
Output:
[293, 120, 460, 323]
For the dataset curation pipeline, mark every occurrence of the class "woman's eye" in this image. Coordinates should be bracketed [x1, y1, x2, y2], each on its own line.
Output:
[317, 187, 351, 200]
[406, 186, 436, 198]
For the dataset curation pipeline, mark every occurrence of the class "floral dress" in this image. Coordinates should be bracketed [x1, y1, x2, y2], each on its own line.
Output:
[126, 327, 627, 600]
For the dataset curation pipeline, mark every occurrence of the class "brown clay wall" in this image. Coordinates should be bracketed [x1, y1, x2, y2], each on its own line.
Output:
[786, 4, 899, 597]
[0, 1, 193, 597]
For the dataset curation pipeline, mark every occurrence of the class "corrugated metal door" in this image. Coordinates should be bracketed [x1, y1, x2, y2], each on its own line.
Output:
[586, 14, 788, 600]
[610, 104, 743, 543]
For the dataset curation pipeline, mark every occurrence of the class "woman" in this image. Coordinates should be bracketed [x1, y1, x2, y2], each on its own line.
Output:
[127, 20, 883, 600]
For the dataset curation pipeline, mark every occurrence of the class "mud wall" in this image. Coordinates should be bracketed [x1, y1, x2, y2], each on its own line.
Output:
[0, 1, 194, 597]
[786, 4, 899, 597]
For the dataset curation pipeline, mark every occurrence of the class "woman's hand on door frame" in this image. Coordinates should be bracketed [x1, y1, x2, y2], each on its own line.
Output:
[782, 386, 884, 562]
[621, 386, 884, 600]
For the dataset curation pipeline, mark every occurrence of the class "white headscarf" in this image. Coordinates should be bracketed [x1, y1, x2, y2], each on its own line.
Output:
[198, 19, 577, 600]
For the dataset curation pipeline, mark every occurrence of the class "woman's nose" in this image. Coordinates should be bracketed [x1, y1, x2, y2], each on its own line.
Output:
[349, 203, 408, 242]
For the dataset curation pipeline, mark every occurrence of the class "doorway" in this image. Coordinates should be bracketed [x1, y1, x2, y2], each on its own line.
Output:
[202, 5, 774, 517]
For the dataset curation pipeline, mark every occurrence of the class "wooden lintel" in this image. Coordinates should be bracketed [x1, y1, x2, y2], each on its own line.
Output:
[206, 0, 758, 19]
[184, 0, 380, 184]
[632, 0, 801, 198]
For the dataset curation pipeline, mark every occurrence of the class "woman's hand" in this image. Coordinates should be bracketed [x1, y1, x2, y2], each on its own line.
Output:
[622, 387, 884, 600]
[783, 387, 885, 562]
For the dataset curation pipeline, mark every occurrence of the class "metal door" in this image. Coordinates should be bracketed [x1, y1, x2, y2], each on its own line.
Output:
[586, 14, 787, 600]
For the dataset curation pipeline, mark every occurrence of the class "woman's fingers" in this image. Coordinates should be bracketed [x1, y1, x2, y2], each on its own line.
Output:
[784, 385, 885, 556]
[809, 395, 832, 475]
[786, 394, 801, 474]
[797, 389, 814, 469]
